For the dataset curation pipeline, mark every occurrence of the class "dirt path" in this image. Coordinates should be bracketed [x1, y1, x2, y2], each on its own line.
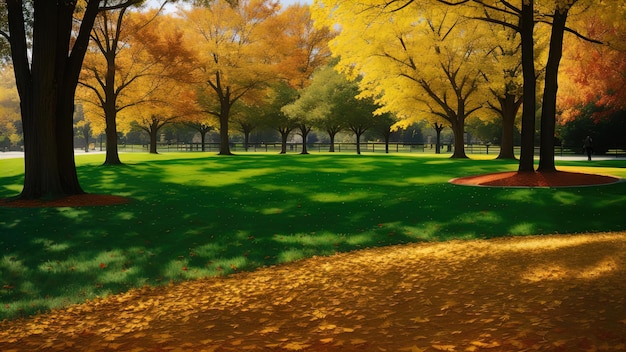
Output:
[1, 232, 625, 352]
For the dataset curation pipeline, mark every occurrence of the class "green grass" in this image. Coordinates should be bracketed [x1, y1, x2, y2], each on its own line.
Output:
[1, 152, 625, 320]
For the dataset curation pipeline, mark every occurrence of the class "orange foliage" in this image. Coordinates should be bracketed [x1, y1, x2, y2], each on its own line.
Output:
[559, 17, 626, 122]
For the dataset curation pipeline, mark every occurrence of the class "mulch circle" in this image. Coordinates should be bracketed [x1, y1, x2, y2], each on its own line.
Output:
[451, 171, 621, 187]
[0, 194, 131, 208]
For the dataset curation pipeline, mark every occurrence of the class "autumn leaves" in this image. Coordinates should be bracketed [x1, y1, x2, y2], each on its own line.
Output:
[2, 232, 625, 351]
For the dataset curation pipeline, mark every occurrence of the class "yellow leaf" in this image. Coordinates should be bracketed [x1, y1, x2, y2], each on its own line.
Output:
[319, 323, 336, 330]
[259, 326, 280, 334]
[432, 344, 456, 351]
[283, 341, 311, 350]
[470, 340, 500, 348]
[320, 338, 334, 344]
[410, 317, 430, 323]
[351, 338, 367, 345]
[107, 343, 124, 350]
[399, 346, 427, 352]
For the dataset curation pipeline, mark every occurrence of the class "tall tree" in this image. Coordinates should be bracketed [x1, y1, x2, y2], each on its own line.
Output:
[313, 3, 488, 158]
[0, 0, 146, 199]
[79, 3, 144, 165]
[79, 6, 190, 164]
[181, 0, 282, 155]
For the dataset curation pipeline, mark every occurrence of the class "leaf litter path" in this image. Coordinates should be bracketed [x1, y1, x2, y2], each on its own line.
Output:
[1, 233, 626, 352]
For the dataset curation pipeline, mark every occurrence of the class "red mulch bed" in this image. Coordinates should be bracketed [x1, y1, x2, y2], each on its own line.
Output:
[0, 194, 131, 208]
[451, 170, 621, 187]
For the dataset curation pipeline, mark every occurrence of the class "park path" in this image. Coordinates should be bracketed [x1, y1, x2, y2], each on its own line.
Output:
[1, 232, 625, 351]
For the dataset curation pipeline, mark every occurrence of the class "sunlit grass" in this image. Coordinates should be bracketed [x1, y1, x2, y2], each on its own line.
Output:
[1, 152, 626, 320]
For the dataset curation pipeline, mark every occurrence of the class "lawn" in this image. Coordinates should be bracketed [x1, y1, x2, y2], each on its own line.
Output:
[1, 152, 625, 321]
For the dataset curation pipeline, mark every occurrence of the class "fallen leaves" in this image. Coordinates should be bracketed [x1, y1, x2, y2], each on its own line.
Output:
[1, 233, 625, 351]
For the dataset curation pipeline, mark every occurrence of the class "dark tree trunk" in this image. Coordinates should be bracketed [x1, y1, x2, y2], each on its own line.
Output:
[279, 131, 289, 154]
[7, 0, 102, 199]
[355, 132, 362, 155]
[103, 102, 122, 165]
[299, 124, 310, 155]
[518, 2, 537, 172]
[200, 131, 207, 152]
[328, 131, 337, 152]
[384, 134, 390, 154]
[538, 8, 569, 173]
[102, 48, 122, 164]
[244, 131, 250, 151]
[218, 103, 233, 155]
[450, 119, 467, 158]
[497, 93, 522, 160]
[82, 123, 91, 152]
[149, 129, 158, 154]
[434, 122, 444, 154]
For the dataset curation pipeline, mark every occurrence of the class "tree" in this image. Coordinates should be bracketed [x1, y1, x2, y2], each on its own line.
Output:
[181, 0, 283, 155]
[79, 6, 191, 164]
[79, 3, 142, 164]
[126, 67, 200, 153]
[0, 0, 147, 199]
[293, 64, 345, 152]
[313, 3, 488, 158]
[232, 102, 264, 151]
[186, 121, 214, 152]
[282, 99, 314, 155]
[480, 21, 525, 160]
[558, 17, 626, 123]
[0, 64, 21, 149]
[73, 104, 92, 153]
[262, 83, 298, 154]
[273, 4, 334, 90]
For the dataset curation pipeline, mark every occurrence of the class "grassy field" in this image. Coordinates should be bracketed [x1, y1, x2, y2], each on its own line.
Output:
[1, 152, 625, 320]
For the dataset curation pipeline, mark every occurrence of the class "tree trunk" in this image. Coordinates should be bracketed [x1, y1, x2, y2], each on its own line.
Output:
[497, 94, 522, 160]
[244, 131, 250, 151]
[450, 120, 467, 158]
[538, 8, 569, 173]
[434, 122, 444, 154]
[300, 125, 309, 155]
[218, 103, 233, 155]
[6, 0, 101, 199]
[328, 131, 336, 152]
[102, 49, 122, 165]
[83, 122, 91, 152]
[384, 134, 390, 154]
[103, 99, 122, 164]
[10, 1, 78, 199]
[518, 1, 537, 172]
[104, 115, 122, 165]
[355, 132, 362, 155]
[200, 131, 207, 152]
[279, 130, 289, 154]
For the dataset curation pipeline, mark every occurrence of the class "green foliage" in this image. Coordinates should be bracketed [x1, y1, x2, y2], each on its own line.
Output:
[1, 153, 626, 320]
[557, 105, 626, 154]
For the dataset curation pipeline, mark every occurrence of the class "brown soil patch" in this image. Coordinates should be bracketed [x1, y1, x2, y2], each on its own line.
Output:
[0, 194, 130, 208]
[0, 232, 625, 351]
[451, 170, 621, 187]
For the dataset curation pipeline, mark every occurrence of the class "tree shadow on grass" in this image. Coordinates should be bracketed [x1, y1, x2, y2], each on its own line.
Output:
[1, 154, 626, 320]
